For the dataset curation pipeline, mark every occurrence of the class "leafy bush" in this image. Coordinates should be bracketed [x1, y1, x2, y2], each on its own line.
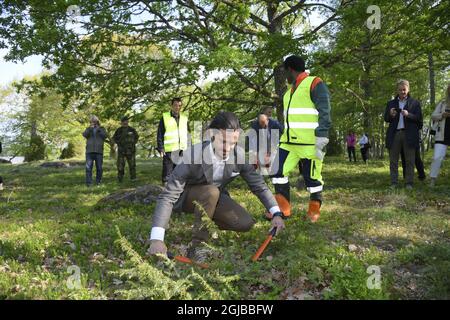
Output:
[326, 127, 343, 156]
[60, 142, 76, 159]
[24, 135, 46, 162]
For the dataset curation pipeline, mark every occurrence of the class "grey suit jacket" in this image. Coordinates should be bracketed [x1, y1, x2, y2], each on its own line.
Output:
[152, 141, 278, 229]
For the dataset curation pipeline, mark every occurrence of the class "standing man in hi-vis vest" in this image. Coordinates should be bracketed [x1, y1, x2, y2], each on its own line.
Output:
[269, 55, 331, 223]
[157, 97, 189, 185]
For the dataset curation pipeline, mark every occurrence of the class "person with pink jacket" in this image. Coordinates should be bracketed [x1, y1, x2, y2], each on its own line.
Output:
[346, 131, 357, 162]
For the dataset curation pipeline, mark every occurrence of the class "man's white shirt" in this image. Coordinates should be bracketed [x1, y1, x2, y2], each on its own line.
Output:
[397, 98, 407, 130]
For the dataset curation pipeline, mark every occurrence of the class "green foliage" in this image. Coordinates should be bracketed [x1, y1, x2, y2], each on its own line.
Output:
[114, 227, 192, 300]
[318, 248, 389, 299]
[0, 0, 449, 300]
[326, 127, 343, 156]
[1, 80, 89, 161]
[60, 142, 76, 159]
[24, 135, 46, 162]
[1, 156, 448, 300]
[1, 1, 448, 158]
[114, 226, 238, 300]
[0, 1, 351, 122]
[312, 0, 449, 156]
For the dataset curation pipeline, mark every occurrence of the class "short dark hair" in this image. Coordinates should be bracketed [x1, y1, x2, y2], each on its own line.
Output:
[121, 116, 129, 122]
[208, 111, 241, 130]
[171, 97, 182, 105]
[284, 55, 306, 72]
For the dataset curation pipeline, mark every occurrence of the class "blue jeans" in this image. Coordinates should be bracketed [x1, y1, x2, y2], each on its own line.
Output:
[86, 152, 103, 185]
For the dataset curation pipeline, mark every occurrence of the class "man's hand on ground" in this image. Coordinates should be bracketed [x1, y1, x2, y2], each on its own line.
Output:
[270, 216, 285, 236]
[148, 240, 167, 256]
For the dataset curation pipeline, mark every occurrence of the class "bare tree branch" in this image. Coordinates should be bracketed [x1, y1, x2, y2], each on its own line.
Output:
[273, 0, 307, 23]
[220, 0, 270, 29]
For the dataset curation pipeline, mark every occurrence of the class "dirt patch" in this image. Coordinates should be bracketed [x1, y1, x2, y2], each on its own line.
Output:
[96, 184, 163, 206]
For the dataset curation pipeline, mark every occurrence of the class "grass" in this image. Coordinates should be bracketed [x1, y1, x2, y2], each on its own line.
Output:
[0, 153, 448, 300]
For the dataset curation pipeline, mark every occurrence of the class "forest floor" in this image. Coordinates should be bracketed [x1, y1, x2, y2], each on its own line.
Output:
[0, 154, 449, 299]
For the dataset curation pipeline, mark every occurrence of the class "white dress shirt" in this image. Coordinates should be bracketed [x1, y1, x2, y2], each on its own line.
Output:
[397, 98, 407, 129]
[358, 135, 368, 148]
[211, 144, 228, 187]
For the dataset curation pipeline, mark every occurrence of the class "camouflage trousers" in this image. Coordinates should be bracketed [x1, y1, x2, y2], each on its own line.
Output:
[117, 152, 136, 181]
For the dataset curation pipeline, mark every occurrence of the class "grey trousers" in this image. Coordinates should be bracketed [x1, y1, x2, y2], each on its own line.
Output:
[389, 130, 415, 185]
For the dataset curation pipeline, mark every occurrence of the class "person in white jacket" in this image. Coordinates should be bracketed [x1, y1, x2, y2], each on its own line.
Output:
[430, 84, 450, 186]
[0, 140, 3, 191]
[358, 133, 370, 163]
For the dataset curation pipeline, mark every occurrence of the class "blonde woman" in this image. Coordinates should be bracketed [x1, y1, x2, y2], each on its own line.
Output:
[430, 85, 450, 186]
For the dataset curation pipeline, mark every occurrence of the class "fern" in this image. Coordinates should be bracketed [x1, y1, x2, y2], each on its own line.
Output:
[114, 227, 240, 300]
[114, 227, 192, 299]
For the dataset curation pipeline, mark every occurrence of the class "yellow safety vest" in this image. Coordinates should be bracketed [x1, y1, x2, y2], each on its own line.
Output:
[163, 112, 188, 152]
[280, 76, 318, 145]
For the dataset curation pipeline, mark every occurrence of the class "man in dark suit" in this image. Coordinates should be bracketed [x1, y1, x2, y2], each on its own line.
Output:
[384, 79, 423, 189]
[249, 112, 283, 170]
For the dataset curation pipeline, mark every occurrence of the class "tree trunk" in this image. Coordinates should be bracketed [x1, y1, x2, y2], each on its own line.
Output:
[427, 52, 436, 154]
[30, 120, 37, 138]
[267, 3, 286, 123]
[381, 121, 385, 159]
[428, 52, 436, 109]
[361, 32, 373, 136]
[109, 141, 116, 160]
[273, 64, 286, 123]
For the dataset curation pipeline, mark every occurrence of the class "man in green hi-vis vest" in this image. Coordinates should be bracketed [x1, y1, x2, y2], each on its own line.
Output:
[157, 97, 189, 185]
[269, 55, 331, 223]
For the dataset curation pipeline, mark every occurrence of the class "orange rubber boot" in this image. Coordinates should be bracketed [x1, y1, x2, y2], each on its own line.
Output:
[275, 194, 291, 218]
[264, 194, 291, 219]
[307, 200, 321, 223]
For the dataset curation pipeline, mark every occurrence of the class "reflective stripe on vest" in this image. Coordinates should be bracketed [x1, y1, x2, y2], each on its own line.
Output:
[163, 112, 188, 152]
[280, 76, 318, 145]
